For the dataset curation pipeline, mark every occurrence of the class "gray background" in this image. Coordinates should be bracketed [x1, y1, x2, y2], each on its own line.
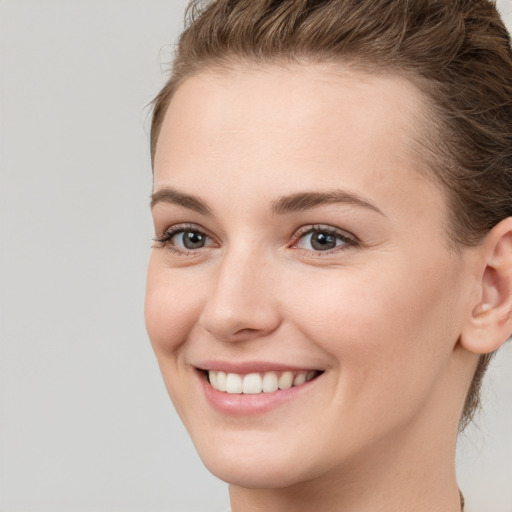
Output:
[0, 1, 511, 511]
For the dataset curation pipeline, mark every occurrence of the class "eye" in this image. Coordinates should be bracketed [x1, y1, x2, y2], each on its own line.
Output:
[293, 225, 356, 252]
[172, 230, 209, 250]
[154, 225, 217, 253]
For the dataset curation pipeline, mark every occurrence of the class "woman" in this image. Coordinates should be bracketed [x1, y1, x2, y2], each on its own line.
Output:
[145, 1, 512, 511]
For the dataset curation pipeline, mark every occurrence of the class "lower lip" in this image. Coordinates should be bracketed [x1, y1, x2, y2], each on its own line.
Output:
[198, 372, 320, 416]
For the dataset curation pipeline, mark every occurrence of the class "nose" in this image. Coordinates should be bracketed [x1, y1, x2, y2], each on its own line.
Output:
[198, 248, 282, 343]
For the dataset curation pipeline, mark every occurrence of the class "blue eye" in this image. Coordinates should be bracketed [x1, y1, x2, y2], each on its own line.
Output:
[295, 226, 355, 252]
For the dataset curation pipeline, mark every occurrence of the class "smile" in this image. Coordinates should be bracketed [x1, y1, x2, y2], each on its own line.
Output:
[207, 370, 321, 394]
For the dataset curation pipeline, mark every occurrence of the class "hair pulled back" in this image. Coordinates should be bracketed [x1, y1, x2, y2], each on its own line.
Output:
[150, 0, 512, 430]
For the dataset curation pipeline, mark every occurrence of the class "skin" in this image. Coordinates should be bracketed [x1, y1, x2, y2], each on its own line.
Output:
[145, 64, 512, 512]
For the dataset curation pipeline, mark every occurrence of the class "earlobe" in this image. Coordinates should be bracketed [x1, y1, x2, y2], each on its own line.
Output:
[460, 217, 512, 355]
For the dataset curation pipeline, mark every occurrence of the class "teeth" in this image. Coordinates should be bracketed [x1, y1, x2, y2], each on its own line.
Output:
[216, 371, 227, 391]
[208, 370, 318, 394]
[209, 370, 218, 389]
[242, 373, 262, 394]
[293, 372, 306, 386]
[225, 373, 243, 394]
[262, 372, 278, 393]
[278, 371, 293, 390]
[306, 371, 316, 382]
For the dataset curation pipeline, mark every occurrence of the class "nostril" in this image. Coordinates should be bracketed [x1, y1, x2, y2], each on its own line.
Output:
[233, 327, 260, 337]
[198, 271, 282, 342]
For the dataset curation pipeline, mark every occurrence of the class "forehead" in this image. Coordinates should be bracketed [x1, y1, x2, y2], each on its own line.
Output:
[153, 63, 446, 227]
[155, 62, 430, 171]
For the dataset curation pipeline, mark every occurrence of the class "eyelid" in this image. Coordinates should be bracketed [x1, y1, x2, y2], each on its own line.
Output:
[153, 222, 358, 256]
[153, 223, 218, 253]
[290, 224, 359, 252]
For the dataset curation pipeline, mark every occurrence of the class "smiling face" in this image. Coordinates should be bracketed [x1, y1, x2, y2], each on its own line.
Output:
[145, 64, 477, 491]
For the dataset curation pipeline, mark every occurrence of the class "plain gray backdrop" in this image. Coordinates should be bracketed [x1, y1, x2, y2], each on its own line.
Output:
[1, 1, 511, 511]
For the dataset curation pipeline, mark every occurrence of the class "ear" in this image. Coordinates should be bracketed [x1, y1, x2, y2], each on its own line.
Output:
[460, 217, 512, 354]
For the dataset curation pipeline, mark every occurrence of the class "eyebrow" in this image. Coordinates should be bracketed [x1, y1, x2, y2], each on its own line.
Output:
[150, 187, 211, 215]
[271, 190, 385, 216]
[150, 187, 384, 217]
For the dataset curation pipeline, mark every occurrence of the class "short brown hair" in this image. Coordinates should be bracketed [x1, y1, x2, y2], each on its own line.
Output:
[150, 0, 512, 430]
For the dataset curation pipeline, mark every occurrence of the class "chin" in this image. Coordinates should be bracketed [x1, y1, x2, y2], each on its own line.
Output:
[189, 427, 331, 489]
[202, 453, 317, 489]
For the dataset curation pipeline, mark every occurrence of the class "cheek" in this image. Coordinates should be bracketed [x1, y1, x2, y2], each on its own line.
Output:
[294, 255, 458, 344]
[144, 262, 207, 419]
[144, 260, 203, 358]
[287, 257, 461, 406]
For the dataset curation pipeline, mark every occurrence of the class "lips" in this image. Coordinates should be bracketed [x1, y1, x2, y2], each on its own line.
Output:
[208, 369, 320, 394]
[195, 364, 324, 415]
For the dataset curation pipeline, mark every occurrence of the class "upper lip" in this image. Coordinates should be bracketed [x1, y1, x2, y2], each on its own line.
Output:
[195, 361, 322, 374]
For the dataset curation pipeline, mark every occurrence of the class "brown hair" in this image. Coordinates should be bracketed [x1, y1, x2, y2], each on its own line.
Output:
[150, 0, 512, 430]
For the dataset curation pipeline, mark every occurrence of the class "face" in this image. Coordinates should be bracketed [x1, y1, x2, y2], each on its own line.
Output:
[145, 64, 476, 489]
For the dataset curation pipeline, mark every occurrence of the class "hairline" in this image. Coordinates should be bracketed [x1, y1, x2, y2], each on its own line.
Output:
[151, 57, 465, 252]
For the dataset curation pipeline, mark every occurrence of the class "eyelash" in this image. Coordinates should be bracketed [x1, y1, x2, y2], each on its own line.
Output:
[153, 223, 358, 256]
[290, 224, 358, 255]
[153, 223, 217, 256]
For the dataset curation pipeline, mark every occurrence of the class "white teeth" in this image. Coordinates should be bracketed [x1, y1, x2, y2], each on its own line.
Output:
[262, 372, 278, 393]
[225, 373, 243, 394]
[216, 371, 227, 391]
[208, 370, 317, 394]
[278, 371, 294, 390]
[293, 372, 306, 386]
[242, 373, 263, 394]
[209, 370, 218, 389]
